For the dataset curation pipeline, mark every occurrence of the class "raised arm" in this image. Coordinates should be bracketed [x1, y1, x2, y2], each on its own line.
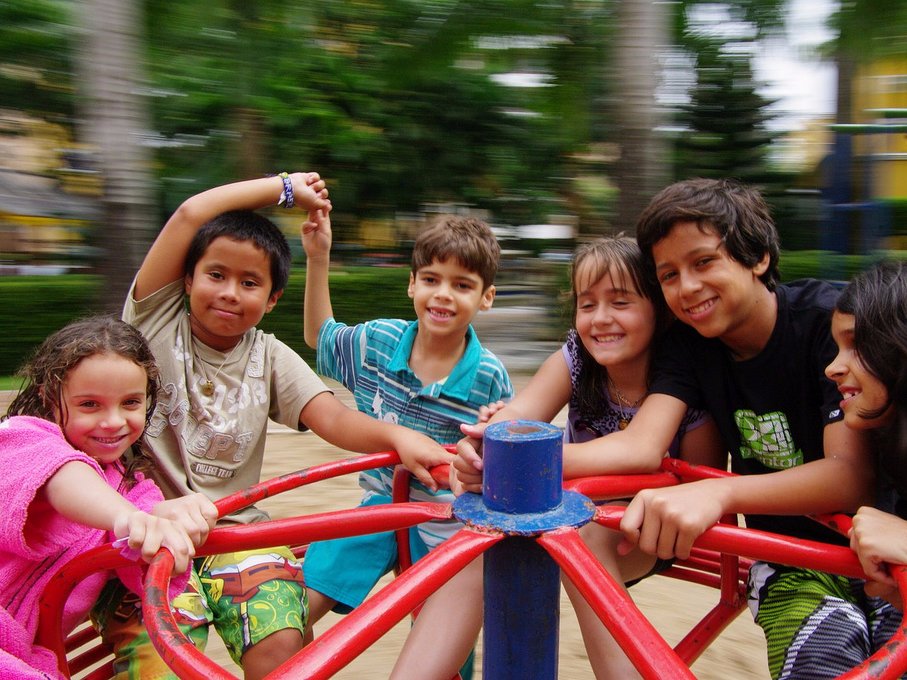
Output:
[302, 207, 335, 349]
[134, 173, 330, 300]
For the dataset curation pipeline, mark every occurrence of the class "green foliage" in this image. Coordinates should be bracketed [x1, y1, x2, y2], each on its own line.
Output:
[0, 275, 103, 375]
[10, 250, 907, 377]
[675, 40, 778, 184]
[0, 0, 75, 118]
[142, 0, 584, 226]
[0, 268, 415, 375]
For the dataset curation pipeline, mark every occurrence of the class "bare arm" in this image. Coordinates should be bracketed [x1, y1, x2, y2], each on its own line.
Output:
[620, 419, 874, 560]
[299, 392, 456, 491]
[302, 207, 334, 349]
[134, 173, 330, 300]
[677, 416, 728, 469]
[41, 461, 197, 573]
[452, 349, 572, 493]
[561, 392, 688, 478]
[453, 355, 687, 488]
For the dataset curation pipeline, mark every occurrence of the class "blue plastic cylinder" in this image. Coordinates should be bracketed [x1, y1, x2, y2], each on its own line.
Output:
[482, 419, 564, 514]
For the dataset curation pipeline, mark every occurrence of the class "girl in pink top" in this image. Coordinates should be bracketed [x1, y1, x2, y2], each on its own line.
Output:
[0, 316, 217, 679]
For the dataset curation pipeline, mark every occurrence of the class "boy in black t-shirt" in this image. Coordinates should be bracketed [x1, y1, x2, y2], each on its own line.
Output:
[607, 178, 897, 679]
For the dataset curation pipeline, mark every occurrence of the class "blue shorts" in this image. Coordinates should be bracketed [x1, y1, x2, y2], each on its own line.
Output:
[303, 494, 431, 613]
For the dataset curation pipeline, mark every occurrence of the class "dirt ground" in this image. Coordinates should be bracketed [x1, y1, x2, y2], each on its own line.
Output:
[202, 375, 770, 679]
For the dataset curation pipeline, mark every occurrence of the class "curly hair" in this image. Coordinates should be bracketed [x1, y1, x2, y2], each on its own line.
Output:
[4, 315, 160, 486]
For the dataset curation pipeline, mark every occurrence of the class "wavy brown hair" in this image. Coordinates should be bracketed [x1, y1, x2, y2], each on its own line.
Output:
[4, 316, 160, 487]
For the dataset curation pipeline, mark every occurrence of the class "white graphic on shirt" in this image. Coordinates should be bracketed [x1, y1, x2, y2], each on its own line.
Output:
[735, 409, 804, 469]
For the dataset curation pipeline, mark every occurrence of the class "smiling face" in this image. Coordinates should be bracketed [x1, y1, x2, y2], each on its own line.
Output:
[652, 221, 774, 358]
[826, 310, 894, 430]
[185, 236, 282, 350]
[573, 262, 656, 371]
[408, 257, 494, 340]
[58, 353, 148, 465]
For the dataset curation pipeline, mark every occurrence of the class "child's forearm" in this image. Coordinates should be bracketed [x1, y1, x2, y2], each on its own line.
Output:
[562, 434, 666, 478]
[43, 461, 137, 532]
[303, 253, 334, 349]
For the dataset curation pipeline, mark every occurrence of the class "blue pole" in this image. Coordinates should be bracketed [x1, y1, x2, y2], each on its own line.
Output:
[481, 420, 563, 680]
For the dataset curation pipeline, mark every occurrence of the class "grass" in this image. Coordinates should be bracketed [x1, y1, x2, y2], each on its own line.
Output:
[0, 375, 24, 391]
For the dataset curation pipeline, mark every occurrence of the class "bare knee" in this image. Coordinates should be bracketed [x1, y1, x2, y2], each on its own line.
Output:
[241, 628, 303, 680]
[305, 587, 336, 626]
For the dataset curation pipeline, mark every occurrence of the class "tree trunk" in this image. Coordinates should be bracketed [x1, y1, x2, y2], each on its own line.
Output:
[75, 0, 155, 312]
[614, 0, 669, 233]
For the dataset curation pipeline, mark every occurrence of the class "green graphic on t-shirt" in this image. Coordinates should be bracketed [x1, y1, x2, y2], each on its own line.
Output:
[735, 409, 804, 469]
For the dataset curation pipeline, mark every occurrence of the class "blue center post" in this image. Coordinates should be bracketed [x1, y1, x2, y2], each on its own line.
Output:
[453, 420, 594, 679]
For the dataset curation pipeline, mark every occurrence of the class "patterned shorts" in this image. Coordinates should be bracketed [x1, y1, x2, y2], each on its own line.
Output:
[91, 545, 306, 677]
[748, 561, 903, 680]
[198, 546, 307, 664]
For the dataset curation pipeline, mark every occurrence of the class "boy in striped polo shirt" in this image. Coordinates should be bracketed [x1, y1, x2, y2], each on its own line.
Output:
[301, 209, 513, 679]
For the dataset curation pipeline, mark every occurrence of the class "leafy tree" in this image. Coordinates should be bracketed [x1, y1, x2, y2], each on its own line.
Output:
[675, 39, 778, 184]
[0, 0, 75, 121]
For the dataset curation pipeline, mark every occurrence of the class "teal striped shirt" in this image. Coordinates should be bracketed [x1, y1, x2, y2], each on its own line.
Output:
[317, 317, 513, 547]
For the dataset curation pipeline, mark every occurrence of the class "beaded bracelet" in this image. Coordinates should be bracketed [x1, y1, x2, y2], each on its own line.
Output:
[277, 171, 294, 209]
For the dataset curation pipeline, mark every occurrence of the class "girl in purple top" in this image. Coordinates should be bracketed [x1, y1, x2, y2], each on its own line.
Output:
[0, 316, 215, 679]
[455, 236, 725, 678]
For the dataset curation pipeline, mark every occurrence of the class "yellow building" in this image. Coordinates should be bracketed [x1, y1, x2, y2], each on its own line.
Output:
[850, 57, 907, 200]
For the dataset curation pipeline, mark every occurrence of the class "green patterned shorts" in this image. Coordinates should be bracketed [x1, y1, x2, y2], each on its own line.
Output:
[198, 546, 307, 665]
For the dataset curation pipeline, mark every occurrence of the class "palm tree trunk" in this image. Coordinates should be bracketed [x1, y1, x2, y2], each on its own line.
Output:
[74, 0, 155, 312]
[614, 0, 669, 233]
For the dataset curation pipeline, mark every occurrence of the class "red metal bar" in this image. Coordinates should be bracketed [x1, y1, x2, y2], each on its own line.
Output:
[143, 551, 236, 680]
[673, 598, 748, 666]
[141, 528, 500, 680]
[392, 466, 415, 573]
[538, 528, 696, 679]
[200, 502, 452, 555]
[564, 472, 679, 498]
[36, 544, 130, 676]
[271, 529, 500, 679]
[392, 458, 455, 574]
[65, 646, 113, 677]
[215, 451, 400, 516]
[594, 506, 866, 579]
[835, 566, 907, 680]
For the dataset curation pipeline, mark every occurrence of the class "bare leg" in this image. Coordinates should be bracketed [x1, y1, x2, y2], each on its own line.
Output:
[563, 521, 656, 680]
[390, 556, 483, 680]
[241, 628, 304, 680]
[305, 587, 338, 636]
